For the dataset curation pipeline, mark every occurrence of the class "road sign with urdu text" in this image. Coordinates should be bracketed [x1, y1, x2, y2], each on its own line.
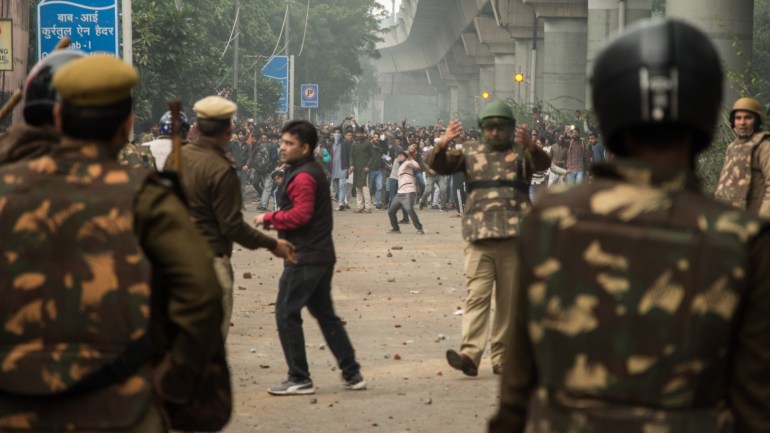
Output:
[37, 0, 120, 60]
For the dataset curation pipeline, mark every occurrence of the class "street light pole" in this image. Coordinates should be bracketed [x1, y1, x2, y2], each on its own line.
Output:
[122, 0, 133, 140]
[232, 0, 240, 120]
[285, 0, 294, 120]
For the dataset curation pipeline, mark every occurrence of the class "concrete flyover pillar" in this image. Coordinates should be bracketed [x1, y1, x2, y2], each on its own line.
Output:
[437, 88, 450, 124]
[667, 0, 753, 104]
[586, 0, 652, 108]
[494, 54, 517, 102]
[371, 94, 385, 124]
[463, 77, 479, 119]
[514, 39, 532, 105]
[543, 17, 588, 112]
[449, 81, 476, 121]
[479, 66, 495, 103]
[449, 83, 461, 119]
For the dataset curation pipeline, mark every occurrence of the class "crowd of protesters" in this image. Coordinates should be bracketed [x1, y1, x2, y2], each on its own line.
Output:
[138, 107, 610, 215]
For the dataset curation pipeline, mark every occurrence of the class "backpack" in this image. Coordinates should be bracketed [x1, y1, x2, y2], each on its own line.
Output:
[254, 145, 272, 174]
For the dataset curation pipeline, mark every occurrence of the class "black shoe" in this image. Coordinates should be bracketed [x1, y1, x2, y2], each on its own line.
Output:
[419, 202, 425, 210]
[387, 229, 401, 234]
[446, 350, 478, 377]
[343, 373, 367, 391]
[398, 218, 410, 224]
[431, 205, 439, 210]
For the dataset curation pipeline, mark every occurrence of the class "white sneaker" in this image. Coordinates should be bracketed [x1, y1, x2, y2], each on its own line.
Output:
[267, 379, 315, 396]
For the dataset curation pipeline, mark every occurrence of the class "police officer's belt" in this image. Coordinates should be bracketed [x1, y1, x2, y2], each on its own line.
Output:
[466, 180, 529, 196]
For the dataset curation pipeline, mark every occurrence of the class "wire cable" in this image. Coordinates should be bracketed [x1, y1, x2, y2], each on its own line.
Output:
[267, 3, 290, 59]
[220, 4, 241, 59]
[297, 0, 310, 57]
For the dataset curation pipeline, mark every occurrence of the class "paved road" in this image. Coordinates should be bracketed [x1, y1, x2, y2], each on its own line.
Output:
[221, 205, 504, 433]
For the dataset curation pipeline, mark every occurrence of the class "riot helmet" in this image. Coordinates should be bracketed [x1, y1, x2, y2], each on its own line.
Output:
[158, 110, 191, 137]
[477, 100, 515, 129]
[730, 97, 764, 131]
[591, 19, 723, 155]
[23, 49, 87, 126]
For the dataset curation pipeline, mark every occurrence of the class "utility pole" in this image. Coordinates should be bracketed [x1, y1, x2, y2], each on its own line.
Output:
[122, 0, 133, 139]
[618, 0, 627, 33]
[530, 12, 537, 106]
[285, 0, 294, 120]
[232, 0, 240, 119]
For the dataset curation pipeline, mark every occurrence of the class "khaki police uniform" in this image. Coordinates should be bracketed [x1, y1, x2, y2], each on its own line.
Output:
[175, 96, 278, 338]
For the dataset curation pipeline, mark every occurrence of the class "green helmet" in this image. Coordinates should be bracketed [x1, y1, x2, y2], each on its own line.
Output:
[478, 100, 515, 128]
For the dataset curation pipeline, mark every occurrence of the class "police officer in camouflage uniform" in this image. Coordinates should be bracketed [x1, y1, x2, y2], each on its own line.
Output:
[0, 55, 226, 432]
[489, 19, 770, 433]
[715, 97, 770, 219]
[428, 100, 550, 377]
[118, 140, 158, 170]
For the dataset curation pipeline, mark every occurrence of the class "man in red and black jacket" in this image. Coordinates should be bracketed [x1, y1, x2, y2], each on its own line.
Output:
[254, 119, 366, 396]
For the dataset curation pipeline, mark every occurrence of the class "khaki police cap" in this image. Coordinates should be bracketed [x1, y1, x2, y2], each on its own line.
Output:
[194, 96, 237, 120]
[53, 54, 138, 106]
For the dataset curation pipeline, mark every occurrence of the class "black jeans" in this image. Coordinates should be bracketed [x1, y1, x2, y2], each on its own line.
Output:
[276, 263, 361, 382]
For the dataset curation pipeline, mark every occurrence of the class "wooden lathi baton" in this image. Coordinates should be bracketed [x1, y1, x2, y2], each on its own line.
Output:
[159, 98, 188, 204]
[168, 98, 183, 174]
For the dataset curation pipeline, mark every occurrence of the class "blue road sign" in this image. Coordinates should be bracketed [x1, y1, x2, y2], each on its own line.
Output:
[301, 84, 318, 109]
[37, 0, 119, 60]
[261, 55, 288, 114]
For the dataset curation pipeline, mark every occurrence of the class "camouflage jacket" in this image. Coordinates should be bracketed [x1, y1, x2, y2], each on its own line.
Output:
[714, 131, 770, 219]
[428, 139, 550, 242]
[0, 123, 59, 167]
[0, 150, 154, 430]
[489, 159, 770, 433]
[119, 142, 158, 171]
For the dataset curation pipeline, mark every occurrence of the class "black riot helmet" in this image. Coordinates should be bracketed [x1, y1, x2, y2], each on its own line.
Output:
[23, 49, 87, 126]
[591, 19, 723, 155]
[158, 110, 191, 137]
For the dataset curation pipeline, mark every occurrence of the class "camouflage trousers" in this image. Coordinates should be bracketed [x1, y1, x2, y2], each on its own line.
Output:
[460, 238, 518, 369]
[213, 255, 234, 339]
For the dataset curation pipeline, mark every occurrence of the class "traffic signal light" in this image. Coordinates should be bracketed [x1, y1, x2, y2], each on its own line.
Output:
[514, 72, 524, 83]
[481, 91, 490, 100]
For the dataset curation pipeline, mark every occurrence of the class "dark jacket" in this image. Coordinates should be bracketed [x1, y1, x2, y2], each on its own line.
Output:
[278, 156, 335, 265]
